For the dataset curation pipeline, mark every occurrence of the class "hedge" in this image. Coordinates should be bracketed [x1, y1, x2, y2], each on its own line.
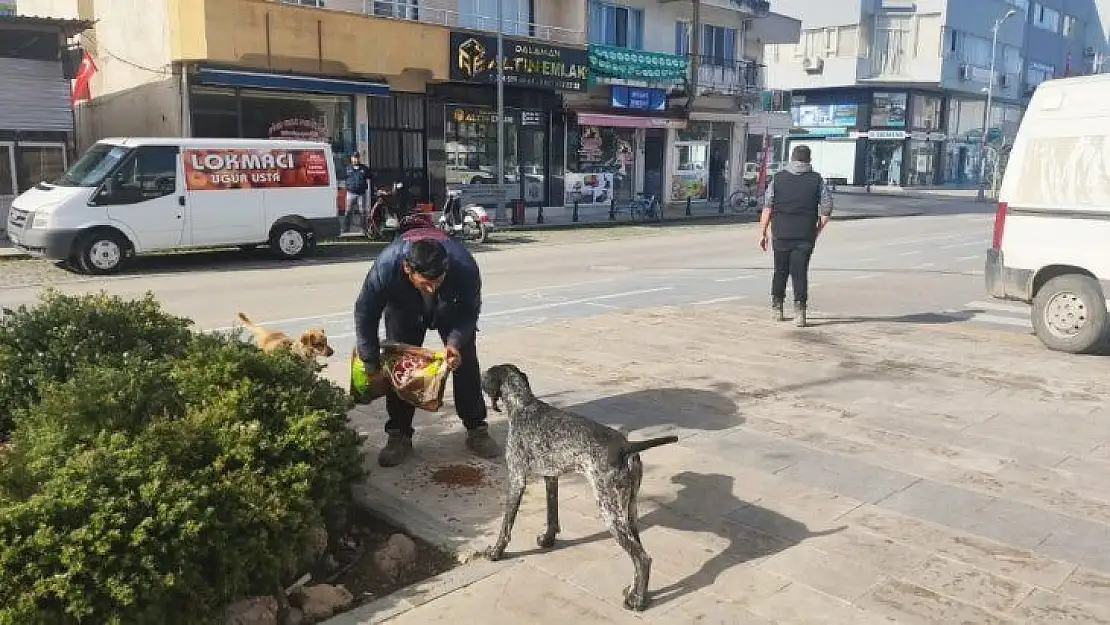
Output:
[0, 291, 365, 625]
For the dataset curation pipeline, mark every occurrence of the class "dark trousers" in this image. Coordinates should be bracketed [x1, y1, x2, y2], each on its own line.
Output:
[383, 306, 488, 437]
[771, 238, 815, 305]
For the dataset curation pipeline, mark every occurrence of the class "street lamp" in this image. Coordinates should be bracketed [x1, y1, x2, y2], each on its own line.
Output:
[977, 8, 1017, 202]
[496, 0, 505, 222]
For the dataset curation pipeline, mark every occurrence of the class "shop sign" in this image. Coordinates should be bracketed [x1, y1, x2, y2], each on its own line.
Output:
[588, 45, 687, 85]
[578, 125, 604, 164]
[183, 148, 331, 190]
[450, 106, 514, 125]
[447, 183, 520, 204]
[450, 31, 588, 92]
[0, 2, 15, 16]
[871, 92, 907, 128]
[792, 103, 858, 128]
[521, 110, 544, 126]
[268, 117, 329, 141]
[867, 130, 907, 140]
[565, 172, 615, 207]
[799, 127, 849, 137]
[610, 86, 666, 112]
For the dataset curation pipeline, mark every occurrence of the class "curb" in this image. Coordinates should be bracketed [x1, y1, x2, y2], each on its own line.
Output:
[500, 211, 756, 232]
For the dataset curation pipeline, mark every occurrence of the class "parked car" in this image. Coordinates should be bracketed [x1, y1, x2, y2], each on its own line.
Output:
[6, 137, 339, 274]
[986, 73, 1110, 354]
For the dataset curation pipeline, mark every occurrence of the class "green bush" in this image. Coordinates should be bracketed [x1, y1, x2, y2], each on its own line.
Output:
[0, 289, 193, 437]
[0, 293, 365, 625]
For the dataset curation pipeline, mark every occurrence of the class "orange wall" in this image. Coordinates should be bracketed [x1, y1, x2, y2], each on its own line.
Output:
[170, 0, 450, 80]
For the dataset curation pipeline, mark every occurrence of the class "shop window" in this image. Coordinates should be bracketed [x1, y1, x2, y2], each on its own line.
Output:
[910, 95, 942, 131]
[675, 23, 736, 66]
[0, 146, 14, 196]
[670, 121, 731, 202]
[15, 144, 67, 193]
[0, 30, 58, 61]
[590, 1, 644, 50]
[871, 92, 907, 128]
[368, 94, 427, 200]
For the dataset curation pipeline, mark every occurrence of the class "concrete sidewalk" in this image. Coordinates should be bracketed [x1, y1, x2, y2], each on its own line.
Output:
[324, 303, 1110, 625]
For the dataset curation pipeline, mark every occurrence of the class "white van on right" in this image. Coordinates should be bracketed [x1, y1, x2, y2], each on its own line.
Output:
[987, 73, 1110, 354]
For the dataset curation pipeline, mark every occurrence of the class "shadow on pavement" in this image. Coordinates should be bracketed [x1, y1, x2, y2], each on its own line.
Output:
[508, 471, 843, 609]
[556, 385, 744, 432]
[807, 309, 990, 327]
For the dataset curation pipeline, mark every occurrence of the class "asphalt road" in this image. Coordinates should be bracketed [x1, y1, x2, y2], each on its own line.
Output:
[0, 197, 1010, 349]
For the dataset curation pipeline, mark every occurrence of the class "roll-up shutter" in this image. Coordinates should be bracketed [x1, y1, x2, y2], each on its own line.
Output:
[0, 58, 72, 132]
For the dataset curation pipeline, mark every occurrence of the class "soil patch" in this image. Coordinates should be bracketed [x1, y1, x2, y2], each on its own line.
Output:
[429, 463, 486, 488]
[321, 507, 456, 609]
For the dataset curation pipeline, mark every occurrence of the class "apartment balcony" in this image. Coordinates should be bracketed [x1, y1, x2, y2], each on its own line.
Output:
[690, 55, 762, 96]
[276, 0, 586, 46]
[171, 0, 452, 79]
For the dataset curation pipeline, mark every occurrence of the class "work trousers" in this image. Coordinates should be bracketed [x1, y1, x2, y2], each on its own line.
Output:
[382, 305, 487, 437]
[771, 238, 815, 305]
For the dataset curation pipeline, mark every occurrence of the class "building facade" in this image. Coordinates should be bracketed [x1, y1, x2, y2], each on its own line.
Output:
[0, 13, 91, 235]
[763, 0, 1109, 188]
[17, 0, 799, 219]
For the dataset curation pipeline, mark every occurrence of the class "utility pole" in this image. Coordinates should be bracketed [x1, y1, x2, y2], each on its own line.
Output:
[689, 0, 701, 107]
[496, 0, 506, 221]
[977, 9, 1016, 202]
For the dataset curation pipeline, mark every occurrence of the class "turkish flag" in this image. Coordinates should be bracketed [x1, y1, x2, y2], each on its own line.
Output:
[71, 50, 97, 106]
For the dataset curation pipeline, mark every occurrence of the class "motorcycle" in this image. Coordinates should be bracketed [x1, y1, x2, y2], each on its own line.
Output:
[364, 183, 406, 241]
[436, 191, 494, 244]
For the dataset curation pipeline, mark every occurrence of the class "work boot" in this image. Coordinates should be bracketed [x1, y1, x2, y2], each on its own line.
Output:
[794, 302, 807, 328]
[378, 432, 413, 467]
[771, 298, 786, 322]
[466, 425, 502, 459]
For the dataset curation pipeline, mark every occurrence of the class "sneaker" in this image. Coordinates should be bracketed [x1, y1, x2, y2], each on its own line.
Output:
[378, 432, 413, 467]
[771, 299, 785, 322]
[794, 302, 807, 328]
[465, 425, 502, 459]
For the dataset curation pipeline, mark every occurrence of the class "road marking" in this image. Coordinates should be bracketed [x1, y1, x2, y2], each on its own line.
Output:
[969, 313, 1031, 328]
[956, 254, 981, 261]
[585, 302, 618, 310]
[855, 257, 878, 263]
[966, 300, 1029, 314]
[914, 262, 936, 269]
[691, 296, 747, 306]
[715, 275, 756, 283]
[899, 250, 922, 256]
[852, 273, 876, 280]
[938, 241, 983, 250]
[484, 287, 674, 317]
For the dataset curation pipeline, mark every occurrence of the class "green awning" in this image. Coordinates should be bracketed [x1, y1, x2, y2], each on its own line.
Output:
[587, 45, 688, 85]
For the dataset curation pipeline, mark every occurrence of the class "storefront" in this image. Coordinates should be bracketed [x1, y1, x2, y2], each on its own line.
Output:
[1, 15, 91, 236]
[430, 31, 587, 210]
[187, 66, 383, 175]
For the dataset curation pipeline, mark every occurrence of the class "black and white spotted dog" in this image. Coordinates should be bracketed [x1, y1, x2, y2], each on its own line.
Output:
[481, 363, 679, 611]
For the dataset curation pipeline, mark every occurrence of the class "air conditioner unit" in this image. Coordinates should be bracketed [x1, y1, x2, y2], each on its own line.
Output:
[1084, 46, 1096, 58]
[958, 64, 973, 81]
[802, 57, 824, 73]
[997, 73, 1009, 88]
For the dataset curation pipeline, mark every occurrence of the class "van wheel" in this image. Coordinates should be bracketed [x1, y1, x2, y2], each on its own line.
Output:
[1031, 274, 1109, 354]
[270, 224, 310, 260]
[76, 230, 127, 275]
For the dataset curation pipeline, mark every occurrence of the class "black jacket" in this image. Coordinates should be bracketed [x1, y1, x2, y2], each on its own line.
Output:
[354, 227, 482, 367]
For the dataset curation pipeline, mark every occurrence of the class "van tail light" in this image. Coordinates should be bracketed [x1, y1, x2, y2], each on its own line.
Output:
[991, 201, 1007, 250]
[477, 213, 490, 223]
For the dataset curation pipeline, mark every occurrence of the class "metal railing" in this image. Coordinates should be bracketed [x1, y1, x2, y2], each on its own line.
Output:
[276, 0, 586, 46]
[690, 54, 762, 95]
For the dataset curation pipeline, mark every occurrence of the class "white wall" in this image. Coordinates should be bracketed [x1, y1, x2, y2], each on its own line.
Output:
[16, 0, 80, 18]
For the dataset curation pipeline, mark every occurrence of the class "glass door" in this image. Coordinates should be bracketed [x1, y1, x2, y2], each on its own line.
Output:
[518, 126, 546, 206]
[0, 143, 16, 239]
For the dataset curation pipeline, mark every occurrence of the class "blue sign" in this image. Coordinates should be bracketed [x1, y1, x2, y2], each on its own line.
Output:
[611, 86, 666, 112]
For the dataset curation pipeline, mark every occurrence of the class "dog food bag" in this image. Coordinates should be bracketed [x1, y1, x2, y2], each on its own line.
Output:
[350, 347, 386, 405]
[379, 343, 450, 411]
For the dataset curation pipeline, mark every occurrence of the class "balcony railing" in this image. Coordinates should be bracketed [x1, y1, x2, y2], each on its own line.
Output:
[690, 55, 762, 95]
[275, 0, 586, 46]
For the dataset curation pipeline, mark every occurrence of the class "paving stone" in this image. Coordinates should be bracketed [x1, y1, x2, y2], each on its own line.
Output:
[843, 505, 1076, 589]
[758, 544, 887, 601]
[748, 582, 900, 625]
[684, 427, 809, 474]
[1060, 568, 1110, 607]
[876, 479, 995, 530]
[901, 554, 1034, 613]
[1039, 516, 1110, 575]
[773, 449, 921, 504]
[646, 594, 777, 625]
[492, 563, 648, 625]
[965, 498, 1070, 552]
[1015, 589, 1110, 624]
[802, 525, 932, 575]
[857, 578, 1019, 625]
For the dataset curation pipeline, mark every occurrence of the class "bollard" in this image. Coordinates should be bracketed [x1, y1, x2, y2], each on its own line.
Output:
[609, 197, 616, 221]
[685, 197, 692, 216]
[537, 205, 545, 225]
[572, 200, 579, 222]
[718, 195, 725, 214]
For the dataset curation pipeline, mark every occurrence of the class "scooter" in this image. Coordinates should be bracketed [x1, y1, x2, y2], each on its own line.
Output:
[364, 183, 405, 241]
[436, 191, 494, 244]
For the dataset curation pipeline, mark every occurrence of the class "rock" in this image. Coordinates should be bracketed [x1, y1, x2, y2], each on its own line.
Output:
[292, 584, 354, 621]
[284, 607, 305, 625]
[224, 596, 278, 625]
[301, 524, 329, 566]
[372, 533, 419, 583]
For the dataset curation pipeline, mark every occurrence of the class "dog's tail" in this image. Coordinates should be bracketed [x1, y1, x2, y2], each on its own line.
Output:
[237, 312, 257, 329]
[610, 435, 679, 466]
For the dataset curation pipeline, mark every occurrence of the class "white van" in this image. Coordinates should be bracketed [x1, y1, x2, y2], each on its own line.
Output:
[987, 74, 1110, 354]
[6, 138, 340, 274]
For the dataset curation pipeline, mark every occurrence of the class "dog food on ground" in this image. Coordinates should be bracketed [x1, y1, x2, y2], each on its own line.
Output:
[430, 464, 485, 488]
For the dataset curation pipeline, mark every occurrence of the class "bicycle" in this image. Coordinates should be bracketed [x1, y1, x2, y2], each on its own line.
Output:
[629, 193, 662, 223]
[727, 188, 761, 214]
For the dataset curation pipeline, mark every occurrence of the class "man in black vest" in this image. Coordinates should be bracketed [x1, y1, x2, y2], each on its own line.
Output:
[757, 145, 834, 327]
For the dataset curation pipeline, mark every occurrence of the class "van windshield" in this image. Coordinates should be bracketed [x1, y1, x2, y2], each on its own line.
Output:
[54, 143, 133, 187]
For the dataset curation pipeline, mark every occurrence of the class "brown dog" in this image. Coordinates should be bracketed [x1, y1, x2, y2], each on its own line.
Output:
[237, 312, 335, 360]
